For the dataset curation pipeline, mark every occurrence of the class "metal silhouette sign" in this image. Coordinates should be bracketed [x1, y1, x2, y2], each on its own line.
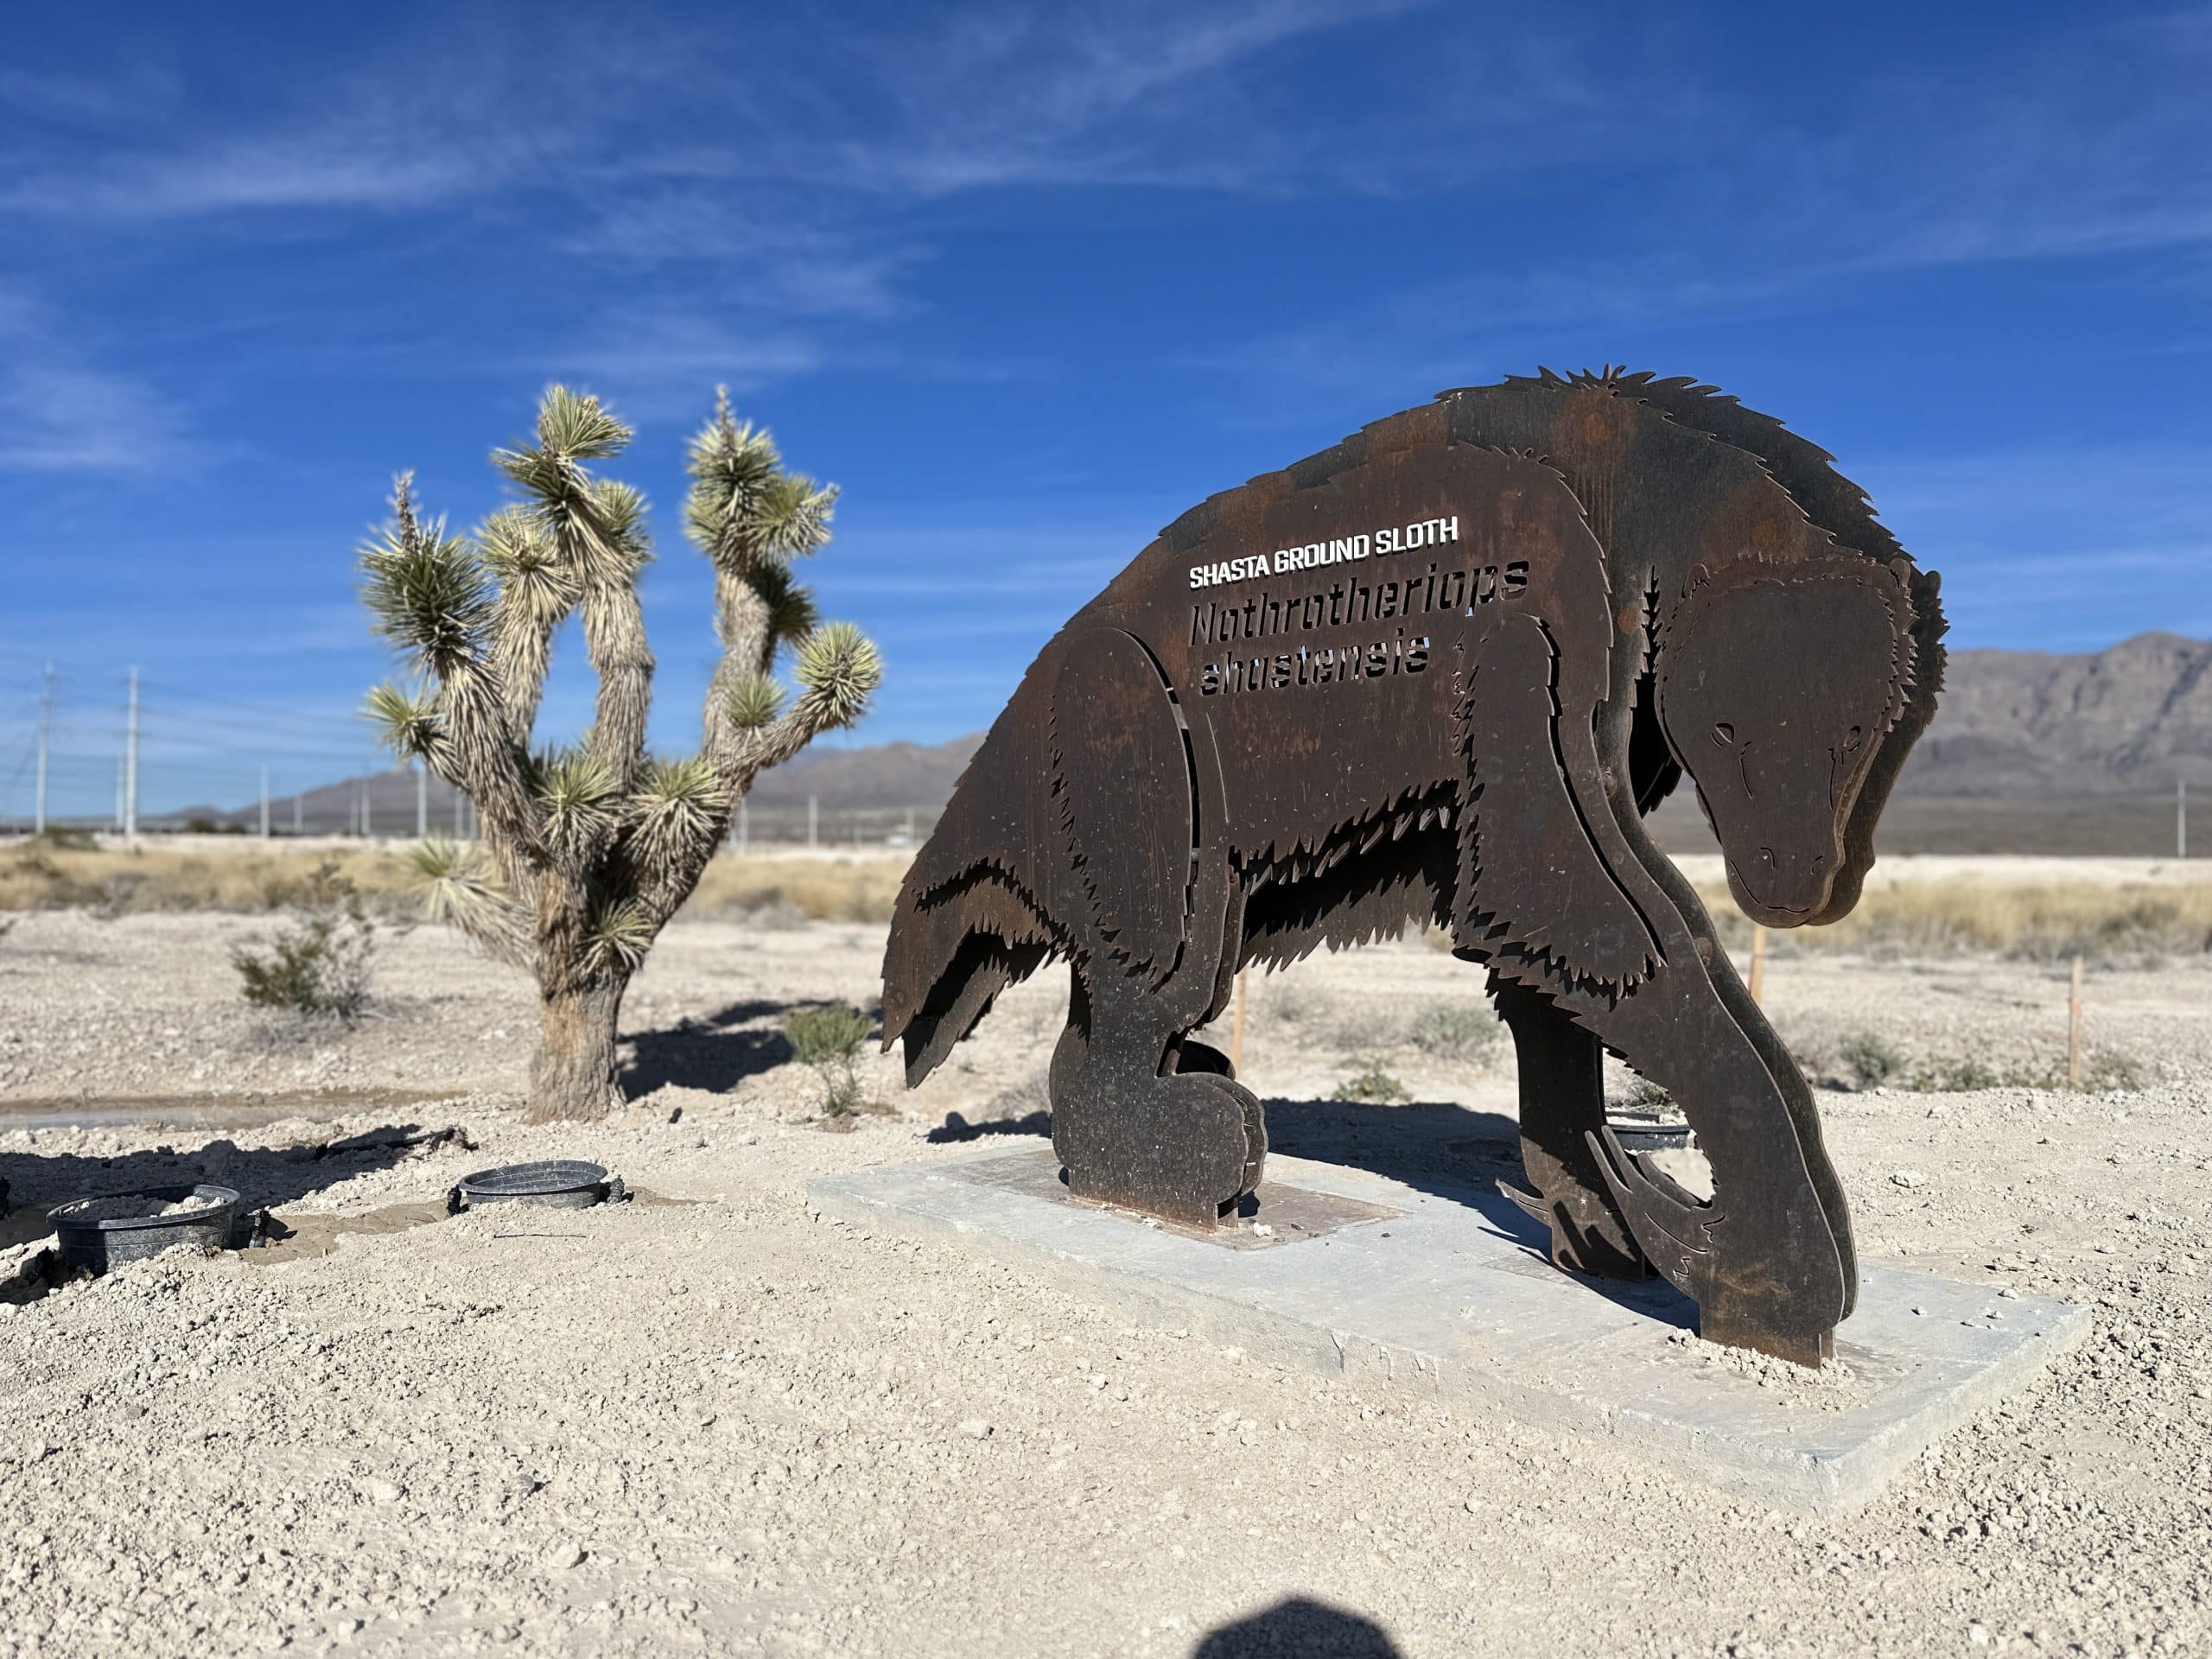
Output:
[882, 371, 1944, 1366]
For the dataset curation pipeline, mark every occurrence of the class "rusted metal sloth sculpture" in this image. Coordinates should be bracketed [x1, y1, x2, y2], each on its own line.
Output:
[881, 371, 1944, 1366]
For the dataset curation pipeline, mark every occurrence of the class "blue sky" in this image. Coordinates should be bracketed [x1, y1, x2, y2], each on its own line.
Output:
[3, 1, 2209, 817]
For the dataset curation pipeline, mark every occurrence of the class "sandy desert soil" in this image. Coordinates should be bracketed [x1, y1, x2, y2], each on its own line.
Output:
[0, 900, 2209, 1656]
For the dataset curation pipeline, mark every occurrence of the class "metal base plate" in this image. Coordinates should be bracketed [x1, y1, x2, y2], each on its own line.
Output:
[810, 1145, 2088, 1515]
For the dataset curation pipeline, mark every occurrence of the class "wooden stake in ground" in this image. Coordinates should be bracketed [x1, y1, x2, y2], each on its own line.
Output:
[1229, 966, 1249, 1075]
[2067, 954, 2084, 1089]
[1748, 924, 1769, 1003]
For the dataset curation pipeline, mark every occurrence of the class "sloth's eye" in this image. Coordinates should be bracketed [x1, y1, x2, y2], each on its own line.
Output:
[1711, 722, 1735, 747]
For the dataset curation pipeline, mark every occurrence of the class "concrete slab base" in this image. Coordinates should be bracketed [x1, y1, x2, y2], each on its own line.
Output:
[810, 1145, 2088, 1515]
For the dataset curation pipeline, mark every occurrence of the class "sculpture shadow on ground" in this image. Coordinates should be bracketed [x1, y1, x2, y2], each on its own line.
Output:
[1263, 1092, 1697, 1332]
[925, 1108, 1053, 1144]
[1192, 1596, 1403, 1657]
[0, 1122, 470, 1251]
[920, 1089, 1697, 1333]
[621, 998, 798, 1096]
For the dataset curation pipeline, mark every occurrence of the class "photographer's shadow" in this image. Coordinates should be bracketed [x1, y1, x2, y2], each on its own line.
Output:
[1194, 1597, 1402, 1657]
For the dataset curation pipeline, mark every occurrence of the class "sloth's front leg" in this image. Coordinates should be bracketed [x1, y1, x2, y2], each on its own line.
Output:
[1547, 953, 1851, 1367]
[1049, 960, 1265, 1230]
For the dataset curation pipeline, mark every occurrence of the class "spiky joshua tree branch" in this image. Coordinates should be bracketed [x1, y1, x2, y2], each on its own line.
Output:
[359, 386, 881, 1121]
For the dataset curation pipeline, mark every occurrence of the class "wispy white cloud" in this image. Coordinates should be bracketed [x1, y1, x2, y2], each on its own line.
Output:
[1861, 442, 2212, 649]
[0, 286, 200, 474]
[537, 311, 826, 423]
[0, 54, 180, 127]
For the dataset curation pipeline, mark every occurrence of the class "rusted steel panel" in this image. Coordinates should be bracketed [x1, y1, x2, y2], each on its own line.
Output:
[882, 370, 1942, 1366]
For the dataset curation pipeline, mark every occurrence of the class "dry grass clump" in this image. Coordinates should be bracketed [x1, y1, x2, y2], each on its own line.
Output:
[8, 844, 2208, 962]
[0, 842, 913, 925]
[0, 844, 423, 917]
[1700, 880, 2212, 963]
[690, 855, 908, 923]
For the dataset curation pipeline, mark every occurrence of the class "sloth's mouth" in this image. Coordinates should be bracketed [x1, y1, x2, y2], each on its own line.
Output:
[1726, 857, 1822, 923]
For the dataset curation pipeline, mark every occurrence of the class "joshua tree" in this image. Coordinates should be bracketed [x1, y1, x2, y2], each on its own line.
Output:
[359, 385, 881, 1121]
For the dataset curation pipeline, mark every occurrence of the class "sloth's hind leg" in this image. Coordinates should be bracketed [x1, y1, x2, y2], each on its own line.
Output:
[1044, 629, 1262, 1227]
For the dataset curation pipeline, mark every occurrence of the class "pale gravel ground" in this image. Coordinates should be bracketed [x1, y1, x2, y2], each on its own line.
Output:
[1, 906, 2209, 1656]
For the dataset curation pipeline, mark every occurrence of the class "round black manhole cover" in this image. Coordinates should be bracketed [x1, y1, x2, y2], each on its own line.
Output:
[48, 1184, 243, 1273]
[452, 1160, 618, 1211]
[1605, 1116, 1694, 1154]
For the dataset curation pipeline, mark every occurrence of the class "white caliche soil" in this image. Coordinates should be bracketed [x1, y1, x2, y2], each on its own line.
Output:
[1, 908, 2209, 1656]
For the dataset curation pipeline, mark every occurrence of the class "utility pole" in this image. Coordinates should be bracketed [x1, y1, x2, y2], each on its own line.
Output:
[124, 668, 139, 840]
[260, 766, 271, 839]
[34, 663, 52, 835]
[114, 757, 124, 833]
[415, 757, 427, 839]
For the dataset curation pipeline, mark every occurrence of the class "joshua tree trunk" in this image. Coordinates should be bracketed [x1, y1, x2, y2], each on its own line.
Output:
[528, 976, 627, 1122]
[361, 385, 880, 1125]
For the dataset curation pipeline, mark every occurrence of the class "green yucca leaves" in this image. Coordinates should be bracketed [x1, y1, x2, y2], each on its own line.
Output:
[683, 386, 836, 575]
[726, 673, 786, 730]
[359, 475, 490, 677]
[499, 385, 631, 472]
[365, 682, 442, 760]
[493, 390, 646, 590]
[591, 480, 653, 578]
[683, 391, 784, 568]
[479, 506, 580, 624]
[792, 620, 882, 731]
[626, 756, 728, 868]
[581, 897, 656, 977]
[530, 747, 621, 857]
[405, 838, 528, 960]
[748, 470, 837, 565]
[753, 563, 820, 650]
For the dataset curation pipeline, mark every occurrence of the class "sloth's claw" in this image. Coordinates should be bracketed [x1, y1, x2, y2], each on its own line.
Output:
[1586, 1126, 1719, 1293]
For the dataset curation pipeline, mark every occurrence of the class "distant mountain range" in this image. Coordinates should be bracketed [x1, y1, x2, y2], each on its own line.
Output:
[1893, 631, 2212, 796]
[166, 632, 2209, 852]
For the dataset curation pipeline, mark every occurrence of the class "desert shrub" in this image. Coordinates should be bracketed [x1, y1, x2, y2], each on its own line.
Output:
[1260, 982, 1320, 1032]
[1408, 1000, 1501, 1061]
[2080, 1048, 2143, 1090]
[1837, 1030, 1904, 1090]
[1908, 1054, 2000, 1093]
[231, 861, 378, 1020]
[1615, 1074, 1672, 1110]
[33, 826, 97, 852]
[1861, 1043, 2145, 1094]
[783, 1003, 874, 1119]
[1332, 1058, 1409, 1104]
